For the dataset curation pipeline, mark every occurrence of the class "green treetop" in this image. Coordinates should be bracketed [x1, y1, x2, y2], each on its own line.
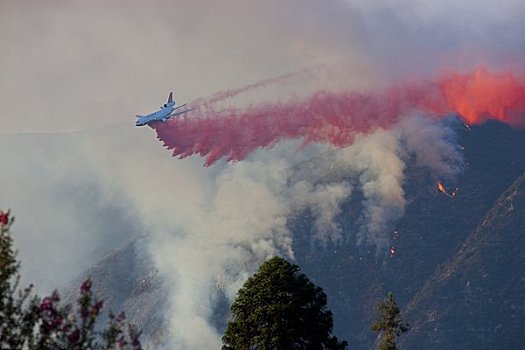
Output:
[370, 292, 410, 350]
[222, 256, 348, 350]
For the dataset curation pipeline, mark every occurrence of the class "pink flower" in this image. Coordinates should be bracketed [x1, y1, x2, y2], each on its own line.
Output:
[91, 300, 104, 317]
[80, 278, 92, 294]
[0, 211, 8, 225]
[39, 297, 53, 311]
[68, 329, 80, 344]
[117, 337, 128, 348]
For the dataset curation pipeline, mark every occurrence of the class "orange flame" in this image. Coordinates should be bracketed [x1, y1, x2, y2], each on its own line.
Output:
[437, 181, 447, 194]
[437, 181, 459, 198]
[437, 67, 525, 126]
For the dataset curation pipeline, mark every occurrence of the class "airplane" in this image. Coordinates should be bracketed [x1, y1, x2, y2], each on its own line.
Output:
[135, 92, 193, 127]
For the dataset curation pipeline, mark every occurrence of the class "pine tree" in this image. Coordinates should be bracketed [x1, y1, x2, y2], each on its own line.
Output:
[222, 256, 348, 350]
[370, 292, 410, 350]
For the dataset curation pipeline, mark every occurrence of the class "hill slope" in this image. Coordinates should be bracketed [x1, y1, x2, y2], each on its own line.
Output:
[402, 173, 525, 349]
[292, 121, 525, 348]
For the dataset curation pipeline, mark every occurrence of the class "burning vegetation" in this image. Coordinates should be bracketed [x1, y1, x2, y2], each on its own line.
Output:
[437, 181, 459, 198]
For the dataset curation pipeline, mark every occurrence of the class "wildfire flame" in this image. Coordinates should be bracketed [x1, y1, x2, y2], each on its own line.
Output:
[389, 246, 396, 256]
[437, 181, 447, 194]
[438, 67, 525, 126]
[393, 229, 399, 239]
[437, 181, 458, 197]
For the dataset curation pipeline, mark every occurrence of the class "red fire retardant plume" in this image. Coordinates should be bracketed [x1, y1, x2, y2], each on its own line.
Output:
[154, 67, 525, 166]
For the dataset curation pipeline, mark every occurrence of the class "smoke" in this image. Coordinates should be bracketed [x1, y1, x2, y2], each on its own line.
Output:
[289, 181, 353, 244]
[0, 133, 144, 294]
[333, 115, 463, 249]
[154, 66, 525, 166]
[399, 114, 464, 178]
[146, 113, 465, 347]
[335, 128, 406, 248]
[147, 154, 294, 349]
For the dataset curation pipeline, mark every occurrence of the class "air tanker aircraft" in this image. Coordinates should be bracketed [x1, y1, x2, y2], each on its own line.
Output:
[135, 92, 193, 126]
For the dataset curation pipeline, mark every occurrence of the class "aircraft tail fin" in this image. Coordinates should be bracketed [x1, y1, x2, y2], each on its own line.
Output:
[167, 92, 173, 104]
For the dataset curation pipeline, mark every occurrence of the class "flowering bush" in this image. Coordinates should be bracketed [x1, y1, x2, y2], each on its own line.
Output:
[0, 211, 8, 226]
[0, 210, 142, 349]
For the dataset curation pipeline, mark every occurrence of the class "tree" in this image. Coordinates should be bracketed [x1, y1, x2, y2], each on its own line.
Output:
[0, 210, 142, 349]
[370, 292, 410, 350]
[222, 256, 348, 350]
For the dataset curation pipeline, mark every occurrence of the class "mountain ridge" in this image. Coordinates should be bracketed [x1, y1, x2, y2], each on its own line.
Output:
[401, 172, 525, 349]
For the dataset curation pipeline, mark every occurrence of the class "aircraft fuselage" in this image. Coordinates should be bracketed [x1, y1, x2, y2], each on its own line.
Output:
[135, 92, 192, 127]
[135, 105, 175, 126]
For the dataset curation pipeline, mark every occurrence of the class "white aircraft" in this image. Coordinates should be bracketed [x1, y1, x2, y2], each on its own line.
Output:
[135, 92, 192, 127]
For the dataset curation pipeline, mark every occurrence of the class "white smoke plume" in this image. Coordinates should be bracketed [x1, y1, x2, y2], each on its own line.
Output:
[330, 115, 463, 251]
[148, 158, 294, 349]
[143, 115, 463, 348]
[335, 127, 406, 249]
[289, 181, 353, 243]
[399, 115, 464, 178]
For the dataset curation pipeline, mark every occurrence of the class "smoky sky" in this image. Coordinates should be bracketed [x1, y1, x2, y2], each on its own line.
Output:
[1, 0, 523, 132]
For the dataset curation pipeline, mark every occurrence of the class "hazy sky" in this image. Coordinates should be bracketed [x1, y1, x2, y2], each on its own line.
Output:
[1, 1, 523, 348]
[0, 0, 364, 133]
[1, 0, 523, 133]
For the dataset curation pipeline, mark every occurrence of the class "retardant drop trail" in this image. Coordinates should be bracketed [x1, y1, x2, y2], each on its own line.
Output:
[154, 66, 525, 166]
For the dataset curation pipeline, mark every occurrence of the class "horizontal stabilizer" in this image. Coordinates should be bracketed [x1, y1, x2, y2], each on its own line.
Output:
[173, 103, 187, 110]
[171, 108, 194, 117]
